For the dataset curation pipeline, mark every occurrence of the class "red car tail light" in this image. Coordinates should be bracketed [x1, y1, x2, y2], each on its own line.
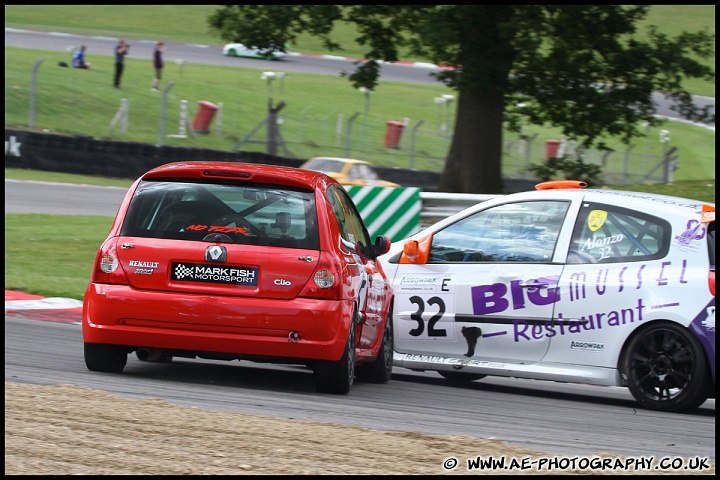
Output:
[92, 240, 130, 285]
[710, 270, 715, 297]
[298, 251, 342, 300]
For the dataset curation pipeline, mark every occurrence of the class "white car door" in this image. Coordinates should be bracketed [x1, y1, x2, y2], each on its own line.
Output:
[544, 198, 692, 367]
[393, 199, 572, 364]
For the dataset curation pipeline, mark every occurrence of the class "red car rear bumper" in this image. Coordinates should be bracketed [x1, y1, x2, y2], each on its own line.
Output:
[82, 284, 353, 361]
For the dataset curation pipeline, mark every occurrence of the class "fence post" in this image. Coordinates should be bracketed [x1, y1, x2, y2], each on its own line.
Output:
[108, 98, 129, 136]
[335, 114, 344, 147]
[344, 112, 359, 157]
[664, 146, 678, 183]
[409, 119, 424, 168]
[267, 101, 286, 155]
[660, 130, 672, 182]
[29, 58, 44, 128]
[215, 102, 223, 138]
[523, 133, 538, 179]
[158, 81, 174, 146]
[623, 144, 635, 185]
[121, 98, 128, 136]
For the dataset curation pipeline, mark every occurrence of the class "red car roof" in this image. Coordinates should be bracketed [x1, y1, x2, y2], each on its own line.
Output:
[141, 161, 335, 190]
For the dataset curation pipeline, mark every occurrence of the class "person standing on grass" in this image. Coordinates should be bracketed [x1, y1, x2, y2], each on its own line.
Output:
[152, 42, 165, 91]
[113, 39, 129, 88]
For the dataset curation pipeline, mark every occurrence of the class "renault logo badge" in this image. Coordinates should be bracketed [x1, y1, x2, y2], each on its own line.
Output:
[205, 245, 227, 262]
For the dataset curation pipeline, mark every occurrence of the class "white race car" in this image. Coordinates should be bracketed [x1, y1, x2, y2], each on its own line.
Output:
[222, 43, 286, 60]
[380, 180, 715, 412]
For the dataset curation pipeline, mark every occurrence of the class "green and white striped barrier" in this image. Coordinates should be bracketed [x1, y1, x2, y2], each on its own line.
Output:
[344, 186, 421, 242]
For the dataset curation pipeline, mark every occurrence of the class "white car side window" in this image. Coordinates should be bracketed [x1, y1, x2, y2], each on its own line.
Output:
[568, 202, 671, 263]
[430, 200, 569, 263]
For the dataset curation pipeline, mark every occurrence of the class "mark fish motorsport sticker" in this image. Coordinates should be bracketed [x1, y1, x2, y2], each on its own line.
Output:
[587, 210, 607, 232]
[171, 262, 258, 286]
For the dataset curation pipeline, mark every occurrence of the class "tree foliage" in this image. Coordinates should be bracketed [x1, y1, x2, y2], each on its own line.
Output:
[209, 5, 714, 193]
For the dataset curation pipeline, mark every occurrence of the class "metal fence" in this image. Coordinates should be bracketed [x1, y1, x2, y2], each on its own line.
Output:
[12, 59, 677, 186]
[253, 112, 679, 185]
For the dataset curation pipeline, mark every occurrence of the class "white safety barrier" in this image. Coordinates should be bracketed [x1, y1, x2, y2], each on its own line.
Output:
[419, 191, 499, 227]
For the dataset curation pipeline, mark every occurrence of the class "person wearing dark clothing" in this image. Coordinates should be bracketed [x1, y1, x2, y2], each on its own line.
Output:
[72, 45, 90, 69]
[113, 39, 129, 88]
[152, 42, 165, 91]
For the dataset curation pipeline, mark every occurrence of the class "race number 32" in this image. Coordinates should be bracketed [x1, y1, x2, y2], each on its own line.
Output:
[397, 293, 456, 340]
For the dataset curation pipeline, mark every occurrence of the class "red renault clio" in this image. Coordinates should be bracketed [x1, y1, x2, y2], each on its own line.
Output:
[83, 161, 394, 393]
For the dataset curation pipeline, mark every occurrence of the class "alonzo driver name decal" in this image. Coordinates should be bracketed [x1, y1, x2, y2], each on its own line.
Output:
[171, 262, 258, 286]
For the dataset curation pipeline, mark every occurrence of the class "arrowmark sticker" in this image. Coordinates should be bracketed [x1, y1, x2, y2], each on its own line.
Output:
[171, 262, 258, 286]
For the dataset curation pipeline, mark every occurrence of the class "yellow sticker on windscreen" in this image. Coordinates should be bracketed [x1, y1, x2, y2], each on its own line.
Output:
[587, 210, 607, 232]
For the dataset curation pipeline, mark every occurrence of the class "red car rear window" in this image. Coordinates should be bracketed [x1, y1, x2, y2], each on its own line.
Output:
[120, 180, 319, 249]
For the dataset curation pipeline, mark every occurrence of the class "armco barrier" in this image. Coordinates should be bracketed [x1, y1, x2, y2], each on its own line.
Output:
[419, 191, 499, 227]
[4, 129, 539, 193]
[4, 128, 306, 180]
[4, 128, 441, 191]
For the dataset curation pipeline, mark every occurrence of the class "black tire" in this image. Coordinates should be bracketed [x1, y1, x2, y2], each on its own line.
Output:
[84, 342, 127, 373]
[356, 310, 393, 384]
[438, 371, 487, 382]
[228, 49, 237, 57]
[623, 322, 710, 413]
[314, 323, 356, 394]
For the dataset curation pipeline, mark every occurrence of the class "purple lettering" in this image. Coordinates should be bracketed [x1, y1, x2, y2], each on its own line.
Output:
[527, 285, 558, 306]
[544, 323, 556, 337]
[510, 280, 526, 310]
[531, 323, 544, 340]
[568, 272, 587, 302]
[657, 261, 671, 286]
[471, 283, 509, 315]
[555, 313, 567, 335]
[636, 264, 646, 289]
[636, 298, 645, 321]
[513, 319, 530, 341]
[618, 266, 627, 292]
[596, 269, 609, 295]
[679, 259, 688, 284]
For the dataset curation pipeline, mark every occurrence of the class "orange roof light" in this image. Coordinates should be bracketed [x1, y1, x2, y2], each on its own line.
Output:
[535, 180, 588, 190]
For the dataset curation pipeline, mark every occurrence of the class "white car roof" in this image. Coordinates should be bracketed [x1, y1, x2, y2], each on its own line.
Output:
[413, 187, 712, 240]
[475, 187, 709, 213]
